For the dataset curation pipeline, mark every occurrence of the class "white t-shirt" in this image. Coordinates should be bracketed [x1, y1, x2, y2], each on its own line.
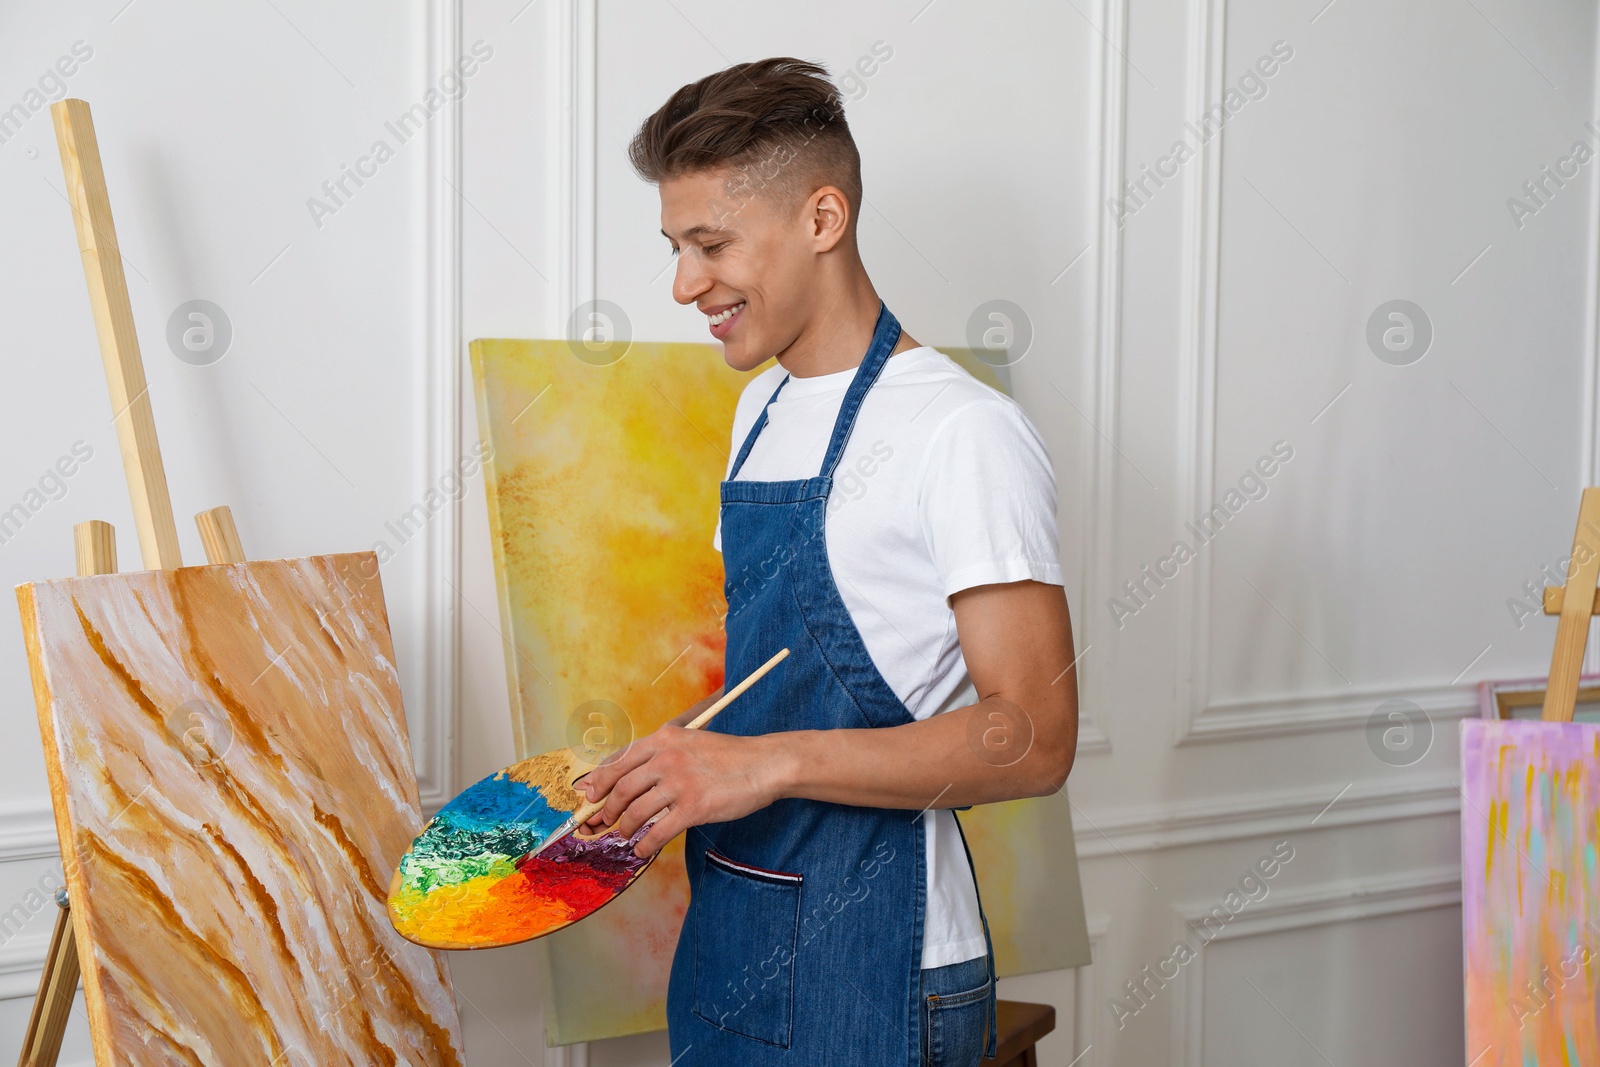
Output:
[712, 345, 1064, 969]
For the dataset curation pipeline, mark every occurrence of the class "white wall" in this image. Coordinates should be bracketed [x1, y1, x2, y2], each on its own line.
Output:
[2, 1, 1597, 1065]
[0, 1, 460, 1062]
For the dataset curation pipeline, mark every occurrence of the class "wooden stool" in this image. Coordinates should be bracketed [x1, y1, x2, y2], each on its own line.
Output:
[983, 1000, 1055, 1066]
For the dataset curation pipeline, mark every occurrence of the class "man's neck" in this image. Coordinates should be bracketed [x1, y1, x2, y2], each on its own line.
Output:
[774, 272, 920, 378]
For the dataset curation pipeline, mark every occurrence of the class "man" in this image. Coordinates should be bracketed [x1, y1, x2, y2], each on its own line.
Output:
[575, 56, 1078, 1067]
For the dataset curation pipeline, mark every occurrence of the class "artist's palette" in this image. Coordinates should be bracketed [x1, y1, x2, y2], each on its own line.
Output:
[388, 746, 654, 949]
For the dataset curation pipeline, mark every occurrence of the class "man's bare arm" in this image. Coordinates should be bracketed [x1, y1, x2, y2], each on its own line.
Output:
[578, 580, 1078, 855]
[766, 578, 1077, 809]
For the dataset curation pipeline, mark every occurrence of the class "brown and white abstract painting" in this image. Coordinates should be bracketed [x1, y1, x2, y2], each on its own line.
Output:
[17, 552, 464, 1066]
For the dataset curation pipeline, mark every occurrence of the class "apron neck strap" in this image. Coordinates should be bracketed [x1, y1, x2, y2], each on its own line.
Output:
[724, 301, 903, 483]
[727, 374, 790, 481]
[816, 300, 901, 480]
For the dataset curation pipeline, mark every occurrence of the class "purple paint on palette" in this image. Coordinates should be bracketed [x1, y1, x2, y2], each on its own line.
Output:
[523, 824, 653, 875]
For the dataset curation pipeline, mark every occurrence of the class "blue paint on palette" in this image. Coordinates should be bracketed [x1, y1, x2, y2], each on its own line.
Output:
[397, 772, 573, 894]
[437, 772, 565, 834]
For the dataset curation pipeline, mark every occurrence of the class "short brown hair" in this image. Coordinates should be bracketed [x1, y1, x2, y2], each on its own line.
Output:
[628, 57, 862, 224]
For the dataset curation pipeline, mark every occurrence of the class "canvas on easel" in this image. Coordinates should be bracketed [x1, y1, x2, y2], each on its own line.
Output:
[1460, 486, 1600, 1065]
[14, 98, 464, 1066]
[19, 553, 464, 1065]
[469, 336, 1091, 1044]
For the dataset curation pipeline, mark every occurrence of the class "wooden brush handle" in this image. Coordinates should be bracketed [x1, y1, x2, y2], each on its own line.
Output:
[571, 647, 790, 828]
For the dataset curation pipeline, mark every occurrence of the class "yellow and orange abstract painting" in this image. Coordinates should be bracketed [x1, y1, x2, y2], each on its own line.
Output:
[1462, 719, 1600, 1066]
[471, 337, 1090, 1044]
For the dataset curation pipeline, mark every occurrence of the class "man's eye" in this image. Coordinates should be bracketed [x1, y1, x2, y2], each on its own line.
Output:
[705, 243, 728, 255]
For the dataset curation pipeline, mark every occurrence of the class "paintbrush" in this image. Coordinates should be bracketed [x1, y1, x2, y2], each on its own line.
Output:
[522, 647, 791, 861]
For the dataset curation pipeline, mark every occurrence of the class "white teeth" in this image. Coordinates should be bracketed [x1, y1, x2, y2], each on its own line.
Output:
[708, 302, 745, 326]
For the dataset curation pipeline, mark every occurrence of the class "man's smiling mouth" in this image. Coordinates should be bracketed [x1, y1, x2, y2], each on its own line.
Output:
[706, 301, 746, 325]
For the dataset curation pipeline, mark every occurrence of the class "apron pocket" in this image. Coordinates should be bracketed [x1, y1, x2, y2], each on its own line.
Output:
[691, 847, 804, 1048]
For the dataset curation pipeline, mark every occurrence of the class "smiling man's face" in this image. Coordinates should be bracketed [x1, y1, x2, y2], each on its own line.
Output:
[660, 164, 833, 372]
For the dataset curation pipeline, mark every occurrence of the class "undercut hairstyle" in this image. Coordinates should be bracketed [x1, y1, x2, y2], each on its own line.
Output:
[628, 57, 863, 226]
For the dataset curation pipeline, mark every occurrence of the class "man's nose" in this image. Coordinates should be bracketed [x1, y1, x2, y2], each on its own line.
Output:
[672, 253, 710, 306]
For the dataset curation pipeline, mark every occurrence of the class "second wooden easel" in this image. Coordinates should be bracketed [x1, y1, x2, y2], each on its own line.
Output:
[16, 98, 249, 1067]
[1538, 486, 1600, 722]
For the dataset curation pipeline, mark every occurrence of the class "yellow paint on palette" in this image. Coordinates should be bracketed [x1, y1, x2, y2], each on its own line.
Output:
[470, 339, 1091, 1044]
[389, 867, 585, 948]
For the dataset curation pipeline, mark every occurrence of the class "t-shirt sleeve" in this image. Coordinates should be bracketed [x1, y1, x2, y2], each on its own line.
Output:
[916, 398, 1063, 599]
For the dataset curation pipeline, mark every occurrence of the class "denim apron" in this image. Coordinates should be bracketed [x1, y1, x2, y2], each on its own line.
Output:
[666, 302, 1000, 1065]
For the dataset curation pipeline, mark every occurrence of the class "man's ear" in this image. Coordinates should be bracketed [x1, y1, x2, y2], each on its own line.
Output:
[809, 185, 852, 252]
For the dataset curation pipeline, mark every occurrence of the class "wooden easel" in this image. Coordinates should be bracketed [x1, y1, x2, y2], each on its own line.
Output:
[1538, 486, 1600, 722]
[16, 98, 249, 1067]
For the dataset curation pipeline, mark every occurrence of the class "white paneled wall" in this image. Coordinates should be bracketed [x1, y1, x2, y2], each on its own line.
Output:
[0, 1, 464, 1062]
[1, 1, 1596, 1064]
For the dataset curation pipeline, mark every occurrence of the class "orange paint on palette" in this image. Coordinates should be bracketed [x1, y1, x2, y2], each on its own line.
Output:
[435, 874, 574, 948]
[473, 859, 614, 937]
[390, 844, 651, 949]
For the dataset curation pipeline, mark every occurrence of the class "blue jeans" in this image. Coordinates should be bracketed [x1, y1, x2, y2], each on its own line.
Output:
[920, 955, 993, 1067]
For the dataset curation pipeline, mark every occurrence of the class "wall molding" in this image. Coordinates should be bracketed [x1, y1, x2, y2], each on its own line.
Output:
[414, 0, 463, 814]
[1169, 0, 1227, 746]
[540, 7, 597, 1063]
[0, 928, 61, 1003]
[1175, 866, 1461, 945]
[1582, 1, 1600, 676]
[549, 0, 597, 334]
[1173, 867, 1461, 1067]
[0, 801, 65, 1004]
[0, 723, 1456, 1001]
[1182, 680, 1478, 746]
[0, 802, 58, 866]
[1073, 772, 1460, 859]
[1165, 0, 1478, 744]
[1071, 914, 1113, 1063]
[1072, 0, 1130, 758]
